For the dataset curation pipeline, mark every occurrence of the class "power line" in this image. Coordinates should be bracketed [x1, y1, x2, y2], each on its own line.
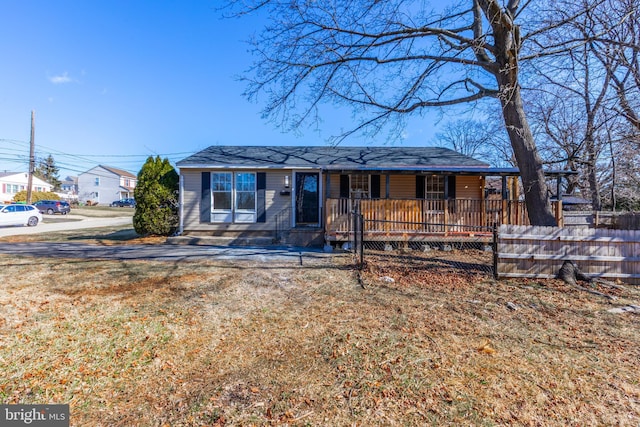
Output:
[1, 136, 199, 179]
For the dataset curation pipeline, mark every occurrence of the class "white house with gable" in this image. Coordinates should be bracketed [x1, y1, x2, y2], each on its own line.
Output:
[0, 172, 53, 203]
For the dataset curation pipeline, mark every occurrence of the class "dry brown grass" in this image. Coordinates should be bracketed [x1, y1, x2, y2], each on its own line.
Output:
[0, 249, 639, 426]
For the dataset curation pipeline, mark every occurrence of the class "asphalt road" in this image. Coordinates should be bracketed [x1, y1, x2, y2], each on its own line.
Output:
[0, 215, 133, 238]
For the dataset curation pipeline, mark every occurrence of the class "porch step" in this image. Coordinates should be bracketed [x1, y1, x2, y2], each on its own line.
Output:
[278, 228, 324, 247]
[166, 235, 276, 247]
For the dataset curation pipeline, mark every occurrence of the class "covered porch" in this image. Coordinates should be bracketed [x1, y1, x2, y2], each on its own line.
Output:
[325, 198, 564, 243]
[322, 166, 572, 243]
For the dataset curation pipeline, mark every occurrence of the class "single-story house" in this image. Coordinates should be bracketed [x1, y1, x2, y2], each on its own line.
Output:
[176, 146, 571, 247]
[0, 172, 53, 203]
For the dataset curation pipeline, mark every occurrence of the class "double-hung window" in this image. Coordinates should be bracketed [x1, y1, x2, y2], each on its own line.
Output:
[425, 175, 445, 200]
[234, 172, 256, 222]
[211, 172, 233, 223]
[210, 172, 257, 223]
[350, 175, 369, 199]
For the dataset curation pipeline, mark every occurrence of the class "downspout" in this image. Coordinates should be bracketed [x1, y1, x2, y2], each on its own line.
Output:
[318, 168, 324, 228]
[178, 173, 184, 235]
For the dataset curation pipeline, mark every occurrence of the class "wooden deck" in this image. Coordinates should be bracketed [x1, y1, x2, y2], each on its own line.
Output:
[325, 198, 563, 242]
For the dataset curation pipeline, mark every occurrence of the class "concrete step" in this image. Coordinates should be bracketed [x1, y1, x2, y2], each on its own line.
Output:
[167, 235, 275, 247]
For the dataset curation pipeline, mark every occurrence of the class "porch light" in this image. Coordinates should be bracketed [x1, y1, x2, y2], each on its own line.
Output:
[284, 175, 290, 188]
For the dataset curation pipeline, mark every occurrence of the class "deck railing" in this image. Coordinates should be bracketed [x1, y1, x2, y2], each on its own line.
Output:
[325, 198, 563, 238]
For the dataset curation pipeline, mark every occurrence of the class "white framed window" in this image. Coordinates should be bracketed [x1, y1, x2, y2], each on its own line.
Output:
[350, 175, 369, 199]
[425, 176, 445, 200]
[94, 177, 100, 186]
[211, 172, 233, 223]
[234, 172, 256, 223]
[210, 172, 257, 223]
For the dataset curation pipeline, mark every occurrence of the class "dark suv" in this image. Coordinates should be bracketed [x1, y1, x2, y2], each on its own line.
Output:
[110, 198, 136, 207]
[33, 199, 71, 215]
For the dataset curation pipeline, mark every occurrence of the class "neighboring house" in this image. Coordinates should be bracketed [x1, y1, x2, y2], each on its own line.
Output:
[176, 146, 573, 247]
[0, 172, 53, 203]
[78, 165, 137, 205]
[60, 175, 79, 196]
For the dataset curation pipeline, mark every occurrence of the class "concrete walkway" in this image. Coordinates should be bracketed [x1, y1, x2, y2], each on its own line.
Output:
[0, 241, 332, 264]
[0, 214, 336, 264]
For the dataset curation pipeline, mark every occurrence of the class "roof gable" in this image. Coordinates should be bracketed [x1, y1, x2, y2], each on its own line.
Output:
[100, 165, 137, 179]
[177, 146, 489, 170]
[81, 165, 136, 179]
[0, 172, 53, 187]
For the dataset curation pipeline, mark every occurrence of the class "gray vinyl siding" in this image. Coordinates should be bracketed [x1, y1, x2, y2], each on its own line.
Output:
[181, 169, 292, 232]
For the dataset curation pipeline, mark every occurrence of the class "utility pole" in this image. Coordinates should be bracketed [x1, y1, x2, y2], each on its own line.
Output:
[26, 110, 35, 204]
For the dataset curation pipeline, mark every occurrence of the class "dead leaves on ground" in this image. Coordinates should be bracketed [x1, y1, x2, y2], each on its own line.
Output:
[0, 253, 639, 425]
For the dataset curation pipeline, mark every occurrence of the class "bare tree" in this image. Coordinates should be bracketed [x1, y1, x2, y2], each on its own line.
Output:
[528, 95, 584, 195]
[527, 10, 613, 210]
[226, 0, 573, 225]
[435, 118, 513, 166]
[526, 0, 640, 211]
[590, 0, 640, 132]
[601, 137, 640, 210]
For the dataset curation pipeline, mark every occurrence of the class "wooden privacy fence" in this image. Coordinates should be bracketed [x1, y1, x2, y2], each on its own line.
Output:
[497, 225, 640, 283]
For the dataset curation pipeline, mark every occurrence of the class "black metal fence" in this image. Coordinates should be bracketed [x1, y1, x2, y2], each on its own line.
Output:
[351, 212, 497, 277]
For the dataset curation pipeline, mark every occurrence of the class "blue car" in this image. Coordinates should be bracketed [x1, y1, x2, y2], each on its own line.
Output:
[110, 198, 136, 207]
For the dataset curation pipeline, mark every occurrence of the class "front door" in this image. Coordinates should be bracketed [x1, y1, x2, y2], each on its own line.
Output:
[295, 172, 319, 226]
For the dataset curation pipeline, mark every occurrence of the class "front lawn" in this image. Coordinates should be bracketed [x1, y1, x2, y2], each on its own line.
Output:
[0, 251, 638, 425]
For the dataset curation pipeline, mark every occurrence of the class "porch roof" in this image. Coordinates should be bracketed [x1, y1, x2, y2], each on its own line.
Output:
[325, 167, 575, 176]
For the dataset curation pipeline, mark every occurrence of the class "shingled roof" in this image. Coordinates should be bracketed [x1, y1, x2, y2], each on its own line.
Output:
[100, 165, 137, 179]
[177, 146, 490, 171]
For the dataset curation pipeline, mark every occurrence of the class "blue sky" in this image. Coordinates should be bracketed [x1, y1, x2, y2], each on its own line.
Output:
[0, 0, 439, 178]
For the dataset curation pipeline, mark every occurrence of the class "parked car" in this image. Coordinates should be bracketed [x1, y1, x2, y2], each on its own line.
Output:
[110, 198, 136, 207]
[0, 204, 42, 227]
[33, 199, 71, 215]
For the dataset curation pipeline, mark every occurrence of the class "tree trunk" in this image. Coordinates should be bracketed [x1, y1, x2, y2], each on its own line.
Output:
[497, 78, 557, 226]
[485, 0, 557, 226]
[558, 260, 586, 286]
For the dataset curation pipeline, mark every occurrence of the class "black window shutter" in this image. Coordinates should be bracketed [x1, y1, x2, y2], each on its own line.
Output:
[371, 175, 381, 198]
[257, 172, 266, 223]
[201, 172, 211, 223]
[447, 176, 456, 199]
[416, 175, 425, 199]
[340, 174, 349, 198]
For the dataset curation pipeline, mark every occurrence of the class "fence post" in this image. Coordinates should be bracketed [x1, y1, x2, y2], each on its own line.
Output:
[492, 223, 499, 279]
[351, 209, 356, 264]
[351, 204, 364, 270]
[359, 214, 364, 269]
